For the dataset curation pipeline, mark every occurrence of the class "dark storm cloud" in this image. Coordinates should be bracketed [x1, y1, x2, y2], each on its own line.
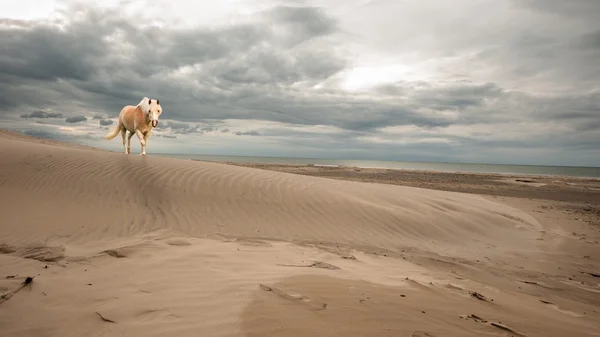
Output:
[0, 14, 120, 83]
[580, 30, 600, 50]
[65, 116, 88, 123]
[163, 121, 190, 130]
[517, 0, 600, 17]
[235, 131, 261, 136]
[160, 120, 227, 135]
[263, 5, 338, 47]
[157, 134, 177, 139]
[161, 121, 202, 134]
[0, 4, 350, 122]
[411, 82, 503, 110]
[210, 47, 347, 86]
[0, 4, 505, 132]
[20, 110, 64, 119]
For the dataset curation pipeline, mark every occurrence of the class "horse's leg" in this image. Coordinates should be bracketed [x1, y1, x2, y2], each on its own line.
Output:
[135, 129, 146, 155]
[143, 132, 152, 156]
[127, 131, 134, 154]
[120, 127, 127, 154]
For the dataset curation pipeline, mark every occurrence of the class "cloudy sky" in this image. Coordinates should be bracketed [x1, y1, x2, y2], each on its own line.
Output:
[1, 0, 599, 166]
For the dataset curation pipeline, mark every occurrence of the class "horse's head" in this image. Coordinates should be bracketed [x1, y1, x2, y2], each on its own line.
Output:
[140, 97, 163, 128]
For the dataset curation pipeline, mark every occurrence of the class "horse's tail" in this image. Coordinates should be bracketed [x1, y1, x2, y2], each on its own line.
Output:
[104, 124, 121, 140]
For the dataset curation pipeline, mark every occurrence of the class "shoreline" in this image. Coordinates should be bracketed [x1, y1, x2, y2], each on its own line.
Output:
[183, 155, 600, 179]
[192, 159, 600, 180]
[201, 160, 600, 203]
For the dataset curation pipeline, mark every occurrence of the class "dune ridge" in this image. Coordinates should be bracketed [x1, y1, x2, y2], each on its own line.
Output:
[0, 133, 539, 257]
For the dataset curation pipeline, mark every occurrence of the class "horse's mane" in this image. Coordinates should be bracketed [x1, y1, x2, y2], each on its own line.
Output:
[137, 97, 150, 113]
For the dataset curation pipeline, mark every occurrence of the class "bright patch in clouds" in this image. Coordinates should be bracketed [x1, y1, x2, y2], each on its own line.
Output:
[340, 64, 415, 92]
[0, 0, 60, 20]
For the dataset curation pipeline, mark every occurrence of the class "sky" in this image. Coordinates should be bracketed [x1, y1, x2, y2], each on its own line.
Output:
[0, 0, 599, 166]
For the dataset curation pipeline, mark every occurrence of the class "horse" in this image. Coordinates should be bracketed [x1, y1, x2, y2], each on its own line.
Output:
[104, 97, 163, 155]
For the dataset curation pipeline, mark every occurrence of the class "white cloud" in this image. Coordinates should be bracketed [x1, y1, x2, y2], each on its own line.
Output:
[0, 0, 61, 20]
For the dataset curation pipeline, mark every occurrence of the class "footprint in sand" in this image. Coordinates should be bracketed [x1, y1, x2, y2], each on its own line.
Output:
[165, 239, 192, 246]
[276, 261, 341, 270]
[259, 284, 327, 311]
[101, 242, 161, 258]
[134, 308, 181, 322]
[411, 332, 436, 337]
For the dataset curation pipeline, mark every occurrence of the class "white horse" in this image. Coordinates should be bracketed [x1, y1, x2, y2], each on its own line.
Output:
[104, 97, 163, 155]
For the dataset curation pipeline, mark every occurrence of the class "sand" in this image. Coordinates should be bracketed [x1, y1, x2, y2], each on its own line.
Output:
[1, 129, 599, 337]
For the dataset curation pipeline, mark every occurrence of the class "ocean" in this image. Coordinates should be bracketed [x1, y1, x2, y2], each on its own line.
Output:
[156, 154, 600, 178]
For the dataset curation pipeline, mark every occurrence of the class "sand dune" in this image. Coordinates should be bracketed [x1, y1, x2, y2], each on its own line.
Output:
[0, 131, 538, 255]
[1, 130, 599, 337]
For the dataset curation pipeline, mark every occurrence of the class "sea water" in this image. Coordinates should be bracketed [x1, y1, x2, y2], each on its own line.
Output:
[155, 154, 600, 178]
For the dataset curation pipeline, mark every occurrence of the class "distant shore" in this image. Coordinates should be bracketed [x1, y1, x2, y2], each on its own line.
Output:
[211, 161, 600, 204]
[156, 153, 600, 179]
[168, 153, 600, 178]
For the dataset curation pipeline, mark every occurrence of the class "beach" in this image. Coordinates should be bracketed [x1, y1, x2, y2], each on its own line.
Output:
[1, 128, 599, 336]
[216, 162, 600, 202]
